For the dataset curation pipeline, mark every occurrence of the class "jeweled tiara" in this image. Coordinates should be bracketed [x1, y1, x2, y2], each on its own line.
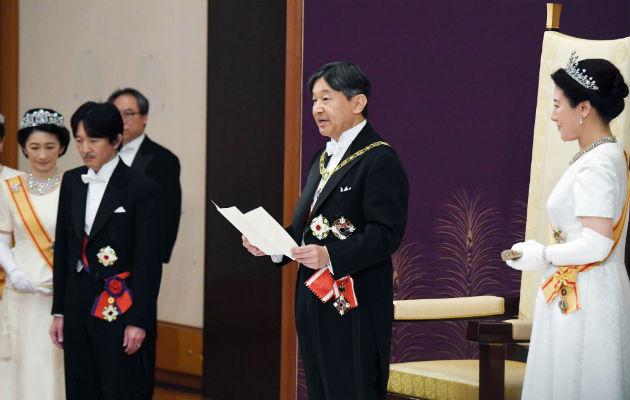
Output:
[565, 51, 599, 91]
[0, 113, 4, 124]
[18, 109, 65, 129]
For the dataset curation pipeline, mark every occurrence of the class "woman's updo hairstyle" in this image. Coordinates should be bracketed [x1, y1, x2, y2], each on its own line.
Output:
[551, 56, 629, 123]
[17, 108, 70, 157]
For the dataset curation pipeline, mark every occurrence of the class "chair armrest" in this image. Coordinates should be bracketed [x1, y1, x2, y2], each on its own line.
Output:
[393, 295, 518, 322]
[466, 319, 531, 344]
[502, 318, 532, 341]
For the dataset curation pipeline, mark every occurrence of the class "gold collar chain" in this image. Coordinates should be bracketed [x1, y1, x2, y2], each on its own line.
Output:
[319, 141, 390, 181]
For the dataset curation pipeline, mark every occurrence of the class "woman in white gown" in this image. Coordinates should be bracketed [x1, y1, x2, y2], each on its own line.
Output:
[0, 108, 70, 399]
[506, 54, 630, 400]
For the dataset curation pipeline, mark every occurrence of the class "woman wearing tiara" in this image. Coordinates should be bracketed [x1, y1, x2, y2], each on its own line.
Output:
[0, 108, 69, 399]
[505, 53, 630, 399]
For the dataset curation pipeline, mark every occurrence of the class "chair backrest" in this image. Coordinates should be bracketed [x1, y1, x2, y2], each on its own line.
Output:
[521, 31, 630, 319]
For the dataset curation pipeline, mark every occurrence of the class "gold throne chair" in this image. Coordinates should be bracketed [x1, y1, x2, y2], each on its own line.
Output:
[387, 4, 630, 400]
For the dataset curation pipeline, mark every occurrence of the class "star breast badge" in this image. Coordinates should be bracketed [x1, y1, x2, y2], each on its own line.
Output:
[310, 215, 330, 240]
[331, 217, 355, 240]
[102, 304, 119, 322]
[97, 246, 118, 267]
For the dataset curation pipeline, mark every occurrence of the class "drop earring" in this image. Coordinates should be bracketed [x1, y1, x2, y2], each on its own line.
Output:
[579, 113, 583, 125]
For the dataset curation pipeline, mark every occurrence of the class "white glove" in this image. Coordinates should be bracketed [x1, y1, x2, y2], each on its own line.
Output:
[8, 270, 37, 293]
[0, 232, 37, 293]
[505, 240, 545, 271]
[545, 227, 613, 266]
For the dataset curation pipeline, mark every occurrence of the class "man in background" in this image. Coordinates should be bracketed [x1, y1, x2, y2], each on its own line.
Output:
[108, 88, 181, 398]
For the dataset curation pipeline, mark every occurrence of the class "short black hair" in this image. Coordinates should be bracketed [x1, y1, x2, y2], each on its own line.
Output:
[70, 101, 99, 134]
[308, 62, 371, 117]
[17, 108, 70, 157]
[71, 102, 124, 150]
[107, 87, 149, 115]
[0, 118, 4, 141]
[551, 58, 629, 123]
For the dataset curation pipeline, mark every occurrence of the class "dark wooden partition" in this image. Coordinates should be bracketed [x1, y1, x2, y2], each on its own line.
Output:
[0, 0, 19, 168]
[204, 1, 291, 398]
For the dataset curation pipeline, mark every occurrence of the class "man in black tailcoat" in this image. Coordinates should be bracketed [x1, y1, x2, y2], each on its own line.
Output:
[108, 88, 182, 398]
[49, 102, 162, 400]
[243, 62, 409, 399]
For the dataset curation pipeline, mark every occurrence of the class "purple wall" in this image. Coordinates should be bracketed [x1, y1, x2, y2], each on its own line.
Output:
[300, 0, 629, 397]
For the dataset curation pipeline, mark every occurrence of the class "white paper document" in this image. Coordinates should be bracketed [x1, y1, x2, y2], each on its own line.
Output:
[212, 201, 298, 260]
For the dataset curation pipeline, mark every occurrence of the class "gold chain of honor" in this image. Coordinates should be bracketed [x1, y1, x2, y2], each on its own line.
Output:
[319, 141, 390, 181]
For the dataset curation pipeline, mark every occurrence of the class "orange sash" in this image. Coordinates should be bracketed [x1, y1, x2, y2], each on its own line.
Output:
[5, 176, 54, 270]
[542, 152, 630, 314]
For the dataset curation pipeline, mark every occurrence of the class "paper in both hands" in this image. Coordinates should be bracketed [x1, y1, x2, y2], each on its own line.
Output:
[212, 201, 298, 260]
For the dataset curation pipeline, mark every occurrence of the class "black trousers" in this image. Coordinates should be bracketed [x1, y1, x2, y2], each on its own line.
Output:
[140, 329, 156, 399]
[295, 283, 389, 400]
[63, 270, 144, 400]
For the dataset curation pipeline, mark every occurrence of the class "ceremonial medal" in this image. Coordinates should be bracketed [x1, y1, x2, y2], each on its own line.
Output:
[97, 246, 118, 267]
[310, 215, 330, 240]
[331, 217, 355, 240]
[10, 183, 21, 193]
[552, 227, 566, 243]
[332, 283, 351, 316]
[559, 288, 568, 314]
[91, 272, 133, 322]
[102, 304, 119, 322]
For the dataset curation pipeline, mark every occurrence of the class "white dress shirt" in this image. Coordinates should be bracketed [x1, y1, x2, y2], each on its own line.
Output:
[271, 119, 367, 272]
[76, 156, 119, 273]
[118, 133, 146, 166]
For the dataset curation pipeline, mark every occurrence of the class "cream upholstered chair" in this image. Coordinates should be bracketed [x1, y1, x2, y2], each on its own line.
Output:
[387, 5, 630, 400]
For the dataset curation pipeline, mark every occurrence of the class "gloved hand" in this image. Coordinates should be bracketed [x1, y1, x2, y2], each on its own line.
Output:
[7, 269, 37, 293]
[0, 231, 37, 293]
[505, 239, 545, 271]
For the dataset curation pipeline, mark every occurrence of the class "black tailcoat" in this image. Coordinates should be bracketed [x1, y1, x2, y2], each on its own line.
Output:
[130, 136, 181, 264]
[281, 123, 409, 400]
[128, 135, 181, 399]
[52, 161, 162, 400]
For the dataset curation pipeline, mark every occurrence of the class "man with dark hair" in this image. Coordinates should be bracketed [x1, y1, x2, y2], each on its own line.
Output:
[107, 88, 181, 397]
[49, 102, 162, 400]
[243, 62, 409, 399]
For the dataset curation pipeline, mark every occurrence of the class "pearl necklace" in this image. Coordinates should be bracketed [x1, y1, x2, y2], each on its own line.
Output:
[25, 169, 61, 195]
[569, 136, 617, 165]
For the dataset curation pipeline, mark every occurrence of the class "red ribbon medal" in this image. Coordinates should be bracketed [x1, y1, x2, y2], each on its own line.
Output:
[90, 272, 133, 322]
[305, 267, 358, 316]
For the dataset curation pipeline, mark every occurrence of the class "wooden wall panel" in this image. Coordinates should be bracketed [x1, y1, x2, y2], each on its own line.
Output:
[0, 0, 19, 168]
[204, 1, 287, 398]
[281, 0, 303, 399]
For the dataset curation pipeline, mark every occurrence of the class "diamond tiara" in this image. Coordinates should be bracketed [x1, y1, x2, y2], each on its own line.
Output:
[18, 109, 65, 130]
[0, 113, 4, 124]
[565, 51, 599, 91]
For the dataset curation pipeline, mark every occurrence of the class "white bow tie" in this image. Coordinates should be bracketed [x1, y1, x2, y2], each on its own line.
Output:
[81, 174, 105, 184]
[326, 141, 342, 157]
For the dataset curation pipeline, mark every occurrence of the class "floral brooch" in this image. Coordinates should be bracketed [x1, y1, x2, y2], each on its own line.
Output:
[310, 215, 330, 240]
[97, 246, 118, 267]
[331, 217, 355, 240]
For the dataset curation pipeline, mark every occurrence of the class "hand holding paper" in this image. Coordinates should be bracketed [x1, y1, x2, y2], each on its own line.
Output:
[213, 201, 298, 260]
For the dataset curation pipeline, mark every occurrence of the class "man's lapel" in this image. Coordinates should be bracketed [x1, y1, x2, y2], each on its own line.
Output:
[130, 136, 153, 173]
[72, 168, 88, 239]
[307, 124, 378, 223]
[293, 150, 325, 232]
[89, 163, 127, 240]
